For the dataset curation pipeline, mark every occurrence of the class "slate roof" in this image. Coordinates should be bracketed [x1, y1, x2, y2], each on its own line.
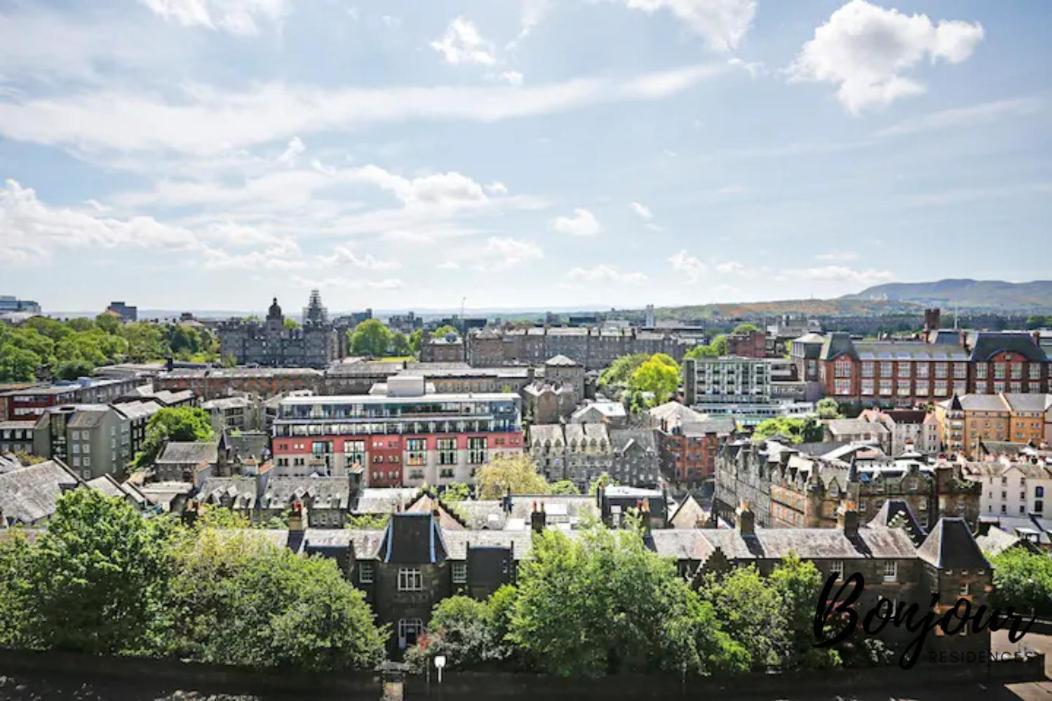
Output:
[0, 460, 81, 525]
[570, 401, 627, 423]
[968, 332, 1046, 362]
[917, 518, 991, 570]
[827, 419, 889, 437]
[261, 477, 351, 510]
[114, 400, 163, 422]
[565, 422, 609, 446]
[529, 424, 565, 447]
[451, 500, 508, 529]
[853, 341, 967, 361]
[86, 474, 147, 507]
[649, 401, 707, 428]
[870, 499, 928, 545]
[819, 333, 858, 361]
[975, 526, 1040, 556]
[680, 417, 737, 437]
[67, 407, 112, 429]
[957, 395, 1010, 412]
[609, 427, 658, 454]
[156, 441, 219, 465]
[378, 512, 448, 564]
[1002, 393, 1050, 413]
[353, 487, 421, 514]
[197, 476, 258, 509]
[545, 354, 580, 367]
[669, 495, 708, 529]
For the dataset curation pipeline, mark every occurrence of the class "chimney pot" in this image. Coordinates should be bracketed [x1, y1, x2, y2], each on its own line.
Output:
[837, 501, 859, 537]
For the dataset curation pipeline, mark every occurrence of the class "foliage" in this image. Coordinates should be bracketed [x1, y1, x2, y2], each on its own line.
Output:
[135, 407, 215, 467]
[685, 334, 728, 360]
[407, 595, 511, 672]
[699, 565, 788, 671]
[348, 319, 394, 357]
[28, 489, 176, 655]
[476, 454, 550, 500]
[0, 531, 38, 649]
[161, 528, 386, 670]
[731, 323, 760, 334]
[550, 480, 580, 495]
[346, 513, 391, 529]
[597, 353, 649, 391]
[627, 353, 680, 407]
[989, 547, 1052, 616]
[432, 325, 459, 338]
[509, 524, 746, 678]
[751, 416, 823, 444]
[0, 316, 220, 382]
[194, 504, 252, 529]
[283, 317, 300, 330]
[408, 328, 424, 354]
[390, 331, 411, 356]
[588, 472, 619, 495]
[816, 397, 842, 420]
[441, 483, 473, 502]
[768, 554, 841, 670]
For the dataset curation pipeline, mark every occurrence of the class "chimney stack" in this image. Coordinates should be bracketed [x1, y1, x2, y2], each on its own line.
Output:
[288, 498, 306, 533]
[923, 308, 941, 334]
[837, 501, 859, 537]
[736, 501, 755, 536]
[530, 501, 546, 534]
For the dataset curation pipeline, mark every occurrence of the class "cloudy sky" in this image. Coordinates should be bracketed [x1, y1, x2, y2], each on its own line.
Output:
[1, 0, 1049, 313]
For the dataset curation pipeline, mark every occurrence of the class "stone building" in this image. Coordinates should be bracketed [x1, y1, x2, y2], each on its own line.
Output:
[933, 393, 1052, 457]
[528, 423, 612, 487]
[217, 292, 339, 368]
[32, 404, 132, 480]
[466, 326, 691, 370]
[963, 456, 1052, 519]
[418, 330, 466, 362]
[859, 408, 941, 456]
[715, 438, 980, 530]
[649, 401, 735, 487]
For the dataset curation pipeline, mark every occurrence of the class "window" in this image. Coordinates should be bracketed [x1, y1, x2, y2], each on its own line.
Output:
[1036, 500, 1044, 513]
[830, 561, 844, 580]
[897, 363, 910, 379]
[1011, 364, 1023, 380]
[398, 567, 422, 591]
[438, 438, 457, 465]
[406, 438, 426, 466]
[468, 437, 487, 464]
[861, 362, 875, 378]
[835, 379, 852, 395]
[883, 561, 897, 582]
[398, 618, 423, 648]
[346, 440, 366, 468]
[358, 562, 374, 584]
[916, 363, 929, 378]
[452, 562, 467, 583]
[976, 363, 988, 379]
[960, 582, 970, 597]
[1037, 486, 1045, 498]
[1001, 504, 1007, 514]
[880, 361, 892, 376]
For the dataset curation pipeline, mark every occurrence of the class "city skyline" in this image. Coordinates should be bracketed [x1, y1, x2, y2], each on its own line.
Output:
[2, 1, 1051, 310]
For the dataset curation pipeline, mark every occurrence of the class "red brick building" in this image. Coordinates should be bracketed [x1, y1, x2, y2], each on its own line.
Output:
[725, 329, 767, 359]
[649, 402, 736, 486]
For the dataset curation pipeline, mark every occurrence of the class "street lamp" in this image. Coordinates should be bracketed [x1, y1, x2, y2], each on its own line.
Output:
[434, 655, 446, 684]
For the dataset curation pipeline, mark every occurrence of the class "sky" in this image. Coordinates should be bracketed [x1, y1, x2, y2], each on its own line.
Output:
[1, 0, 1050, 314]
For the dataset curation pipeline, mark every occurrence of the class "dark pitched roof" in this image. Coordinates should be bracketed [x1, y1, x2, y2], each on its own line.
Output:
[819, 332, 858, 361]
[917, 518, 990, 570]
[869, 499, 927, 545]
[0, 460, 81, 524]
[968, 332, 1046, 362]
[157, 441, 219, 465]
[379, 512, 448, 564]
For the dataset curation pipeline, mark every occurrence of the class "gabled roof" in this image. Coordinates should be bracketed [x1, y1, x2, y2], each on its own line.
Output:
[819, 332, 858, 362]
[975, 526, 1041, 556]
[669, 495, 708, 529]
[379, 512, 448, 564]
[968, 332, 1046, 362]
[0, 460, 81, 525]
[917, 518, 990, 570]
[261, 477, 351, 510]
[869, 499, 927, 545]
[545, 354, 580, 367]
[156, 441, 219, 465]
[649, 401, 707, 428]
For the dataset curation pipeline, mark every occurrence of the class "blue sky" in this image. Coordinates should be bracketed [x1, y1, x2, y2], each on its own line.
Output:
[1, 0, 1050, 313]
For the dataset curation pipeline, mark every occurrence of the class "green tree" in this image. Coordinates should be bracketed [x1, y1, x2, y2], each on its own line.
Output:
[509, 525, 746, 677]
[989, 547, 1052, 616]
[432, 324, 459, 338]
[135, 407, 215, 467]
[598, 353, 649, 391]
[732, 323, 760, 334]
[162, 529, 385, 670]
[700, 564, 788, 671]
[769, 554, 841, 670]
[710, 334, 729, 356]
[628, 353, 680, 406]
[752, 417, 822, 444]
[121, 323, 168, 362]
[55, 358, 95, 380]
[685, 343, 719, 360]
[476, 454, 549, 500]
[407, 595, 509, 672]
[816, 397, 842, 420]
[408, 328, 424, 354]
[282, 317, 300, 331]
[0, 343, 40, 381]
[441, 483, 472, 502]
[29, 489, 175, 655]
[349, 319, 393, 357]
[0, 531, 38, 649]
[95, 312, 122, 335]
[390, 331, 410, 356]
[550, 480, 580, 495]
[346, 513, 390, 529]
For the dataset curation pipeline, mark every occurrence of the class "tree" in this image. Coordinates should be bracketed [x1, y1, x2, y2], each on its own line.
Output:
[588, 472, 619, 495]
[161, 529, 385, 670]
[752, 416, 822, 444]
[628, 354, 680, 406]
[407, 595, 509, 672]
[476, 454, 549, 500]
[55, 358, 95, 380]
[283, 317, 300, 331]
[408, 328, 424, 354]
[135, 407, 215, 467]
[390, 331, 410, 356]
[550, 480, 580, 495]
[509, 525, 746, 677]
[710, 334, 729, 356]
[699, 564, 788, 671]
[989, 547, 1052, 616]
[441, 483, 472, 502]
[732, 323, 760, 334]
[349, 319, 393, 357]
[28, 489, 175, 655]
[598, 353, 649, 391]
[95, 312, 122, 335]
[685, 343, 719, 360]
[0, 343, 40, 381]
[432, 325, 459, 338]
[816, 398, 842, 420]
[769, 554, 841, 670]
[0, 531, 38, 649]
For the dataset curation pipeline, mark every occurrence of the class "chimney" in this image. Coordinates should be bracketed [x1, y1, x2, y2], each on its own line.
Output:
[530, 501, 546, 534]
[923, 309, 940, 334]
[837, 501, 859, 537]
[976, 520, 991, 537]
[288, 498, 306, 533]
[736, 501, 755, 536]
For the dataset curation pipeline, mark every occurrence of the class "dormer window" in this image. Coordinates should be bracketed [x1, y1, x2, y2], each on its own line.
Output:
[452, 562, 467, 584]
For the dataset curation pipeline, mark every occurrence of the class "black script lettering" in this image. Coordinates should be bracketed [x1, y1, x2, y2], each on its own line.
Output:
[812, 572, 863, 647]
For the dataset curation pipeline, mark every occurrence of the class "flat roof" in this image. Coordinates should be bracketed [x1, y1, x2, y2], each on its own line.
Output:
[279, 392, 520, 405]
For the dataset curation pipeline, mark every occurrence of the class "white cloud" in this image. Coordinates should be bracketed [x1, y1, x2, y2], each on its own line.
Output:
[0, 65, 724, 155]
[630, 201, 653, 219]
[565, 264, 647, 285]
[276, 136, 305, 165]
[727, 57, 765, 78]
[475, 237, 544, 270]
[139, 0, 290, 35]
[782, 265, 894, 285]
[618, 0, 756, 52]
[816, 250, 859, 262]
[553, 208, 601, 236]
[322, 245, 400, 271]
[431, 17, 496, 66]
[508, 0, 551, 48]
[714, 260, 745, 274]
[0, 178, 198, 263]
[485, 181, 509, 195]
[874, 97, 1042, 138]
[437, 260, 461, 270]
[669, 250, 705, 282]
[787, 1, 983, 113]
[498, 71, 524, 86]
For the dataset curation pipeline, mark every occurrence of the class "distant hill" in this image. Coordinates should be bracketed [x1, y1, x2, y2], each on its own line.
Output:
[845, 279, 1052, 312]
[652, 297, 918, 321]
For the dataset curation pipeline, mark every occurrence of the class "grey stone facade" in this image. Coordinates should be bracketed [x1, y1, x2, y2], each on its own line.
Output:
[218, 293, 338, 368]
[467, 326, 691, 370]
